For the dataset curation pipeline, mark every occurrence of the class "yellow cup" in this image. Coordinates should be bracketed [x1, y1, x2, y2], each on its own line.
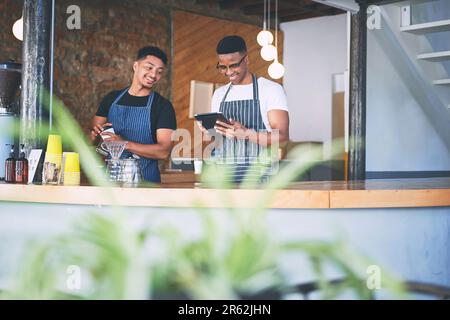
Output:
[46, 134, 62, 155]
[64, 152, 80, 173]
[63, 152, 80, 186]
[63, 172, 80, 186]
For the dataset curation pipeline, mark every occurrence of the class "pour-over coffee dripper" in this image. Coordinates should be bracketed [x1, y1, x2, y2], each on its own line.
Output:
[101, 140, 127, 160]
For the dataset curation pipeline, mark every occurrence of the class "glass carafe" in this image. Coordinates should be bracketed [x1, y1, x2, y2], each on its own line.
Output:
[105, 159, 123, 184]
[120, 158, 142, 187]
[105, 158, 142, 187]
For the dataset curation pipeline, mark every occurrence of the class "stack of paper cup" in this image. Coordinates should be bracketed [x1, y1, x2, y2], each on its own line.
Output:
[42, 134, 62, 184]
[63, 152, 80, 186]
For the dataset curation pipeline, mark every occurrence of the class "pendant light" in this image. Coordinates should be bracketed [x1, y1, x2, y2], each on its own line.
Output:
[268, 0, 285, 79]
[268, 59, 285, 79]
[260, 0, 277, 61]
[261, 44, 277, 61]
[12, 15, 23, 41]
[256, 0, 273, 46]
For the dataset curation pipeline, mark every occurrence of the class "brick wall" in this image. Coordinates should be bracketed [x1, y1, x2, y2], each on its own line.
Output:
[1, 0, 172, 134]
[54, 0, 172, 133]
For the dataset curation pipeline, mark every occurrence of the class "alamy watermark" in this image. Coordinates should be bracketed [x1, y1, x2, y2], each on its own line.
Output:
[66, 5, 81, 30]
[66, 265, 81, 291]
[367, 5, 381, 30]
[65, 4, 381, 31]
[366, 264, 382, 290]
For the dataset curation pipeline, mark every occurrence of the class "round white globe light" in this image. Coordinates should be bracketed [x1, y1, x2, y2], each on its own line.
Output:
[268, 60, 285, 79]
[12, 17, 23, 41]
[260, 44, 277, 62]
[256, 30, 273, 47]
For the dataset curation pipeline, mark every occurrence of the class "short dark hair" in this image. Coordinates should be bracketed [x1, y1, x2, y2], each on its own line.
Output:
[216, 35, 247, 55]
[137, 46, 168, 65]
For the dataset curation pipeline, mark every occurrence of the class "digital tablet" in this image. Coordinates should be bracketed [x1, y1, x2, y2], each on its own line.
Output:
[194, 112, 231, 130]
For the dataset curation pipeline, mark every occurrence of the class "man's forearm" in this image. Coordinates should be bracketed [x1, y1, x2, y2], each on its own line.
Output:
[246, 130, 288, 147]
[126, 141, 171, 160]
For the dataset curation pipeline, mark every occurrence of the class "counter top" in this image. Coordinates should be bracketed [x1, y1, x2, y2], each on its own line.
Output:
[1, 178, 449, 209]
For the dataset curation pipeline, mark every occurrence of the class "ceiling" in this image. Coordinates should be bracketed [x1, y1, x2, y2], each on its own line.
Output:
[212, 0, 346, 22]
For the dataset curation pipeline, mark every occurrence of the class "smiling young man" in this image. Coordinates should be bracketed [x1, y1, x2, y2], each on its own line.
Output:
[90, 46, 176, 183]
[201, 35, 289, 183]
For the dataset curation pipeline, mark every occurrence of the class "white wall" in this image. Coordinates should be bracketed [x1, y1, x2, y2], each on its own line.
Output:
[281, 14, 347, 144]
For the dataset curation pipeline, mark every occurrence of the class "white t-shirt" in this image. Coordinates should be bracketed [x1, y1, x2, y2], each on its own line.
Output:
[211, 77, 288, 131]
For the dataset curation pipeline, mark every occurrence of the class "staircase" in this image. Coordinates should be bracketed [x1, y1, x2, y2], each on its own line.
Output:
[372, 0, 450, 150]
[418, 50, 450, 88]
[399, 0, 450, 107]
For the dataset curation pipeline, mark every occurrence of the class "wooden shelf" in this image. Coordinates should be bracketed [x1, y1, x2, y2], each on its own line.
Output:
[400, 19, 450, 34]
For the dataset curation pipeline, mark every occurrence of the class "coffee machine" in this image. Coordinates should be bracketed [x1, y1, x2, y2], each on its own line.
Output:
[0, 61, 21, 180]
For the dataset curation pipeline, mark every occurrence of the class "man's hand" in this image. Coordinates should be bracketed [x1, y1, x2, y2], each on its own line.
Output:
[214, 119, 249, 140]
[102, 132, 126, 144]
[90, 121, 112, 141]
[196, 121, 209, 135]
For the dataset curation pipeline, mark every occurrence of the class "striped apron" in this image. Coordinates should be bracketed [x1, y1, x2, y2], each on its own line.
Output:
[216, 74, 273, 184]
[107, 88, 160, 183]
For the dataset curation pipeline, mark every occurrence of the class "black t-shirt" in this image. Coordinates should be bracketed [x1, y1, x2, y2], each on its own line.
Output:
[96, 89, 177, 142]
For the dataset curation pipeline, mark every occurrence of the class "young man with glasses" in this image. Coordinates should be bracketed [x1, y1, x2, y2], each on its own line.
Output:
[200, 35, 289, 184]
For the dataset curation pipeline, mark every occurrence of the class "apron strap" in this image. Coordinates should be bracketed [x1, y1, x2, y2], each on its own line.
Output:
[112, 88, 129, 105]
[221, 74, 259, 103]
[252, 74, 259, 101]
[146, 91, 155, 109]
[221, 83, 233, 103]
[113, 88, 155, 108]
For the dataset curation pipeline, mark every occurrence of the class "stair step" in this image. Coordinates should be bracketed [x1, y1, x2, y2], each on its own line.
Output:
[417, 51, 450, 62]
[394, 0, 438, 5]
[400, 19, 450, 34]
[433, 79, 450, 85]
[395, 0, 436, 4]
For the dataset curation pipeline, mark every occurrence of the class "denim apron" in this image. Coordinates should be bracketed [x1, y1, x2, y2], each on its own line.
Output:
[107, 88, 160, 183]
[217, 74, 272, 184]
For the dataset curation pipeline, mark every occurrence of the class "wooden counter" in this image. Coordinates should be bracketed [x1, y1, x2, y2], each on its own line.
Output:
[1, 178, 449, 209]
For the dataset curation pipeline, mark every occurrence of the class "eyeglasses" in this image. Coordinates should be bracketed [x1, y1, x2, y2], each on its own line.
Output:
[216, 55, 247, 73]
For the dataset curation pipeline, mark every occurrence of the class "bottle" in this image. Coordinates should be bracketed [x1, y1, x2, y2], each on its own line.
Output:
[15, 144, 28, 184]
[5, 144, 15, 183]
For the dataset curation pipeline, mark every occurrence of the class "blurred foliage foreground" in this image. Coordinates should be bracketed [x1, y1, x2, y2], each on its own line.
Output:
[1, 93, 405, 300]
[3, 209, 405, 300]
